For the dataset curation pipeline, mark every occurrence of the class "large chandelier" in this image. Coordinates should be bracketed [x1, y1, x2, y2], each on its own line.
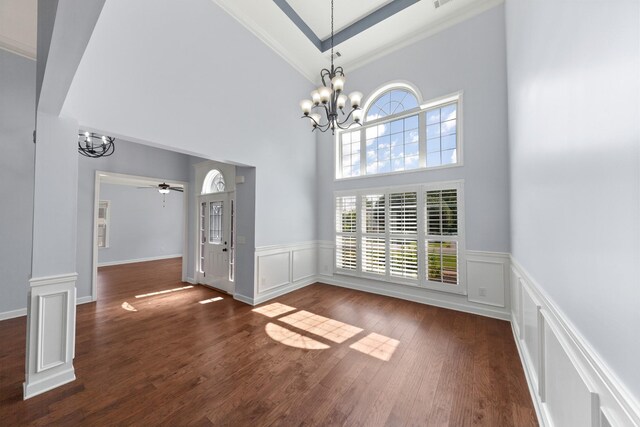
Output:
[78, 131, 115, 158]
[299, 0, 363, 134]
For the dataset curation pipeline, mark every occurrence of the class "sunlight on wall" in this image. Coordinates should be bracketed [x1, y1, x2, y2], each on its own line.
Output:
[265, 322, 330, 350]
[135, 285, 194, 299]
[349, 333, 400, 361]
[279, 310, 363, 344]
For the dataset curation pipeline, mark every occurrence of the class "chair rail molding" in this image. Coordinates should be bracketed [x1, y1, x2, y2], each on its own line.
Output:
[510, 257, 640, 427]
[23, 273, 78, 399]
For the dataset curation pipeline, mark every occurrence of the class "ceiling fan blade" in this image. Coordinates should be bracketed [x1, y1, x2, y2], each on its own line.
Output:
[169, 187, 184, 192]
[136, 186, 157, 189]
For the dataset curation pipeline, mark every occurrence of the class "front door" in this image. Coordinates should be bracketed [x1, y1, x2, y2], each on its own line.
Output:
[199, 193, 233, 293]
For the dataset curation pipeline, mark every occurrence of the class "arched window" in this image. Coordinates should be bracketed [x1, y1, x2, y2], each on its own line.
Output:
[365, 88, 419, 122]
[337, 82, 461, 179]
[202, 169, 226, 194]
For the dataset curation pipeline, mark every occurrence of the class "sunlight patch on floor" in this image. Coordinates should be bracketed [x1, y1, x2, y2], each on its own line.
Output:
[279, 310, 363, 343]
[121, 302, 137, 312]
[199, 297, 223, 304]
[135, 285, 194, 299]
[265, 322, 330, 350]
[252, 302, 296, 318]
[349, 333, 400, 361]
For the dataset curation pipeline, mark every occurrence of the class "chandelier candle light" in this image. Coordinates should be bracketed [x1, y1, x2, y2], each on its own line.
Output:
[300, 0, 363, 133]
[78, 131, 115, 158]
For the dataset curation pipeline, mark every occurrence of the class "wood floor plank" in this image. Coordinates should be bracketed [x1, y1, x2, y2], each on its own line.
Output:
[0, 258, 537, 426]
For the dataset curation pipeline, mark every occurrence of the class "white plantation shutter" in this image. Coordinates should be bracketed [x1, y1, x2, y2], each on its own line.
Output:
[362, 194, 386, 275]
[388, 192, 418, 279]
[336, 196, 357, 270]
[426, 189, 459, 285]
[334, 182, 464, 294]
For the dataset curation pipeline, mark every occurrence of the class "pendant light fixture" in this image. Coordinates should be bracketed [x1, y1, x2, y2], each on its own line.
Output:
[78, 131, 115, 158]
[299, 0, 363, 134]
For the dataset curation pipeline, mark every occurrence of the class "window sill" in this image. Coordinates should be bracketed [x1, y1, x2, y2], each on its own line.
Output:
[334, 161, 463, 183]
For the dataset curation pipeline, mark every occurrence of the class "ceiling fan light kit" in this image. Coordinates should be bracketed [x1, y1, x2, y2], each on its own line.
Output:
[78, 131, 116, 158]
[299, 0, 364, 134]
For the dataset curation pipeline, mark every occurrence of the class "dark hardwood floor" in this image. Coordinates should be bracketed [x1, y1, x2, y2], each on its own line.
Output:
[0, 258, 537, 426]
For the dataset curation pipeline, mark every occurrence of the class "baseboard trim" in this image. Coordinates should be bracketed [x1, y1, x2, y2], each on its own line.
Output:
[76, 296, 93, 305]
[320, 276, 510, 321]
[23, 367, 75, 400]
[511, 256, 640, 426]
[0, 308, 28, 321]
[233, 293, 254, 305]
[97, 254, 182, 267]
[254, 277, 316, 306]
[185, 277, 197, 285]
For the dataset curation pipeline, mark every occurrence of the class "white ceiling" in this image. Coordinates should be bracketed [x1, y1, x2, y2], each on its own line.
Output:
[212, 0, 504, 83]
[0, 0, 37, 59]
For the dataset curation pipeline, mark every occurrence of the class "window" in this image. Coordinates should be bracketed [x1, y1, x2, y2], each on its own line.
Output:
[337, 87, 462, 179]
[199, 202, 206, 272]
[202, 169, 225, 194]
[97, 200, 110, 248]
[209, 201, 223, 244]
[335, 181, 465, 294]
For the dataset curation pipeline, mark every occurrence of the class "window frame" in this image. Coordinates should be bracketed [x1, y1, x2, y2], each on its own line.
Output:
[335, 90, 464, 181]
[334, 180, 466, 295]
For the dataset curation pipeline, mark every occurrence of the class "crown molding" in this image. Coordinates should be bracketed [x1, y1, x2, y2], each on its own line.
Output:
[0, 34, 36, 60]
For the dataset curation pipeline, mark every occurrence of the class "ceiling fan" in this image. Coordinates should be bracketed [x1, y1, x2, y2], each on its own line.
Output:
[138, 182, 184, 194]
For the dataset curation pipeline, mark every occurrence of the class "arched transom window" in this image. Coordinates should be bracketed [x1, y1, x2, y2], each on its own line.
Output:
[202, 169, 226, 194]
[337, 83, 461, 179]
[365, 89, 419, 121]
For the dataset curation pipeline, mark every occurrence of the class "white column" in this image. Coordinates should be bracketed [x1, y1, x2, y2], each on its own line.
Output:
[24, 112, 79, 399]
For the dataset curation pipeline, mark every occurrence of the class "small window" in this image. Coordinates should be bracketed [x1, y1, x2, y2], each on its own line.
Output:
[426, 102, 458, 167]
[202, 169, 226, 194]
[209, 201, 223, 244]
[97, 200, 110, 248]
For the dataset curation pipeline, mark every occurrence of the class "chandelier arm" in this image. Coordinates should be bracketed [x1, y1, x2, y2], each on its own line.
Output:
[337, 106, 361, 125]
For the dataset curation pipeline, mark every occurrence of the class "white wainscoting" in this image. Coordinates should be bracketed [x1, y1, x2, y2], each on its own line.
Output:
[252, 242, 318, 305]
[316, 242, 511, 320]
[511, 257, 640, 427]
[466, 250, 509, 307]
[23, 273, 77, 399]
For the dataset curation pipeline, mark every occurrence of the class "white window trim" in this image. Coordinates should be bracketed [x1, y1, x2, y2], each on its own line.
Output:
[335, 90, 464, 181]
[97, 200, 111, 249]
[334, 180, 466, 295]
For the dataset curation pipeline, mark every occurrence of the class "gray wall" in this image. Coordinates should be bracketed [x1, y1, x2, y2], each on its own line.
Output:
[317, 4, 510, 253]
[234, 166, 256, 299]
[506, 0, 640, 399]
[98, 184, 184, 264]
[77, 140, 203, 299]
[61, 0, 317, 248]
[0, 50, 36, 313]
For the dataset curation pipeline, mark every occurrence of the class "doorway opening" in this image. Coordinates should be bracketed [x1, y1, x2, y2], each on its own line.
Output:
[91, 171, 189, 301]
[196, 167, 235, 295]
